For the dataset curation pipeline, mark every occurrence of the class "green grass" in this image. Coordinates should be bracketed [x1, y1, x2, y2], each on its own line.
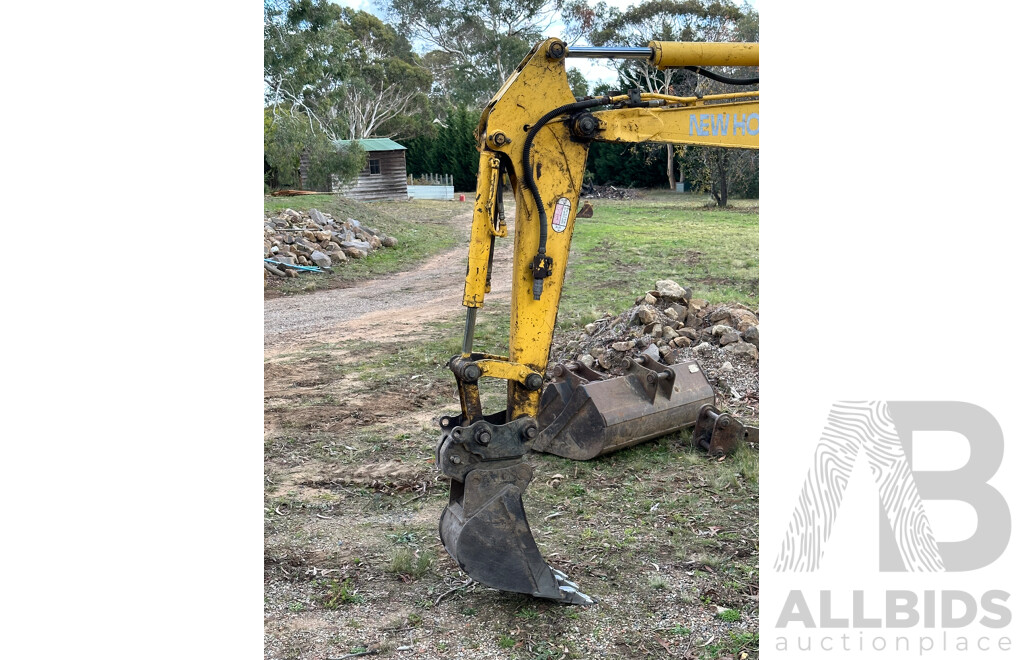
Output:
[386, 547, 434, 578]
[265, 194, 463, 294]
[264, 191, 759, 660]
[321, 579, 364, 609]
[717, 608, 742, 622]
[559, 191, 757, 328]
[702, 631, 758, 659]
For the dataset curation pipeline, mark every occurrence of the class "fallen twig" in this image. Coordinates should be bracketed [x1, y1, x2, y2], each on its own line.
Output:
[434, 578, 474, 605]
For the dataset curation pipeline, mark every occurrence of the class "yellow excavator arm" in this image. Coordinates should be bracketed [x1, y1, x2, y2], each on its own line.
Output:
[436, 38, 758, 605]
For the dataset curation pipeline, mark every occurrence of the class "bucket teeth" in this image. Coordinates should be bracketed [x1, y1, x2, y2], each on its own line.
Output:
[552, 568, 595, 605]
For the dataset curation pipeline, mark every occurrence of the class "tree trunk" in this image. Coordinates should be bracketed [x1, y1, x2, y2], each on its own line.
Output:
[299, 148, 310, 190]
[716, 149, 729, 207]
[666, 144, 676, 191]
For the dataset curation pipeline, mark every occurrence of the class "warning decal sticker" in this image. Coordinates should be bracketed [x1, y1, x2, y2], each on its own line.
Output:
[552, 197, 571, 233]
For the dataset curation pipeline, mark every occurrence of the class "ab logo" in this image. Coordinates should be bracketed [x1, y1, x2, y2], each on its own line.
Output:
[775, 401, 1010, 572]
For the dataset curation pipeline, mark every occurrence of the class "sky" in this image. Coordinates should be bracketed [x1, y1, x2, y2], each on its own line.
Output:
[332, 0, 759, 88]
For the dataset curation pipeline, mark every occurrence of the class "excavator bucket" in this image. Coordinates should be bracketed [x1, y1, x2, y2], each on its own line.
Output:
[532, 356, 716, 460]
[436, 412, 594, 604]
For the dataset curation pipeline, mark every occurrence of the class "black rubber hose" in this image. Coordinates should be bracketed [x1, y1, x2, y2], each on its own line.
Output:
[682, 66, 758, 86]
[522, 96, 611, 255]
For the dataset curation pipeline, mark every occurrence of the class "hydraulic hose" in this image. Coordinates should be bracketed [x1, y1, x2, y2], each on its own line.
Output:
[522, 96, 611, 257]
[683, 66, 758, 86]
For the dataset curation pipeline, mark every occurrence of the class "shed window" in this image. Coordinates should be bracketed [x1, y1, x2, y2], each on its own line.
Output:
[369, 159, 381, 175]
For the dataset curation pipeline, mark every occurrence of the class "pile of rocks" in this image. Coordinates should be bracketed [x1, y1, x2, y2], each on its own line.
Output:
[551, 279, 759, 414]
[263, 207, 397, 277]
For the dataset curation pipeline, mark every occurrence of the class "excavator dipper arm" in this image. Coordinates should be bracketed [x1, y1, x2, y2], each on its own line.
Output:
[437, 38, 758, 604]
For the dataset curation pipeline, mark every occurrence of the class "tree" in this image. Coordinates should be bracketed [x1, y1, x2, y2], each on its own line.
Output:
[380, 0, 566, 107]
[264, 109, 365, 190]
[265, 1, 433, 140]
[336, 8, 433, 139]
[584, 0, 755, 194]
[403, 106, 480, 191]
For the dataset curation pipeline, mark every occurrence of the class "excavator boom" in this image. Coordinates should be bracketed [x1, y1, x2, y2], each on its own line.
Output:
[437, 38, 759, 604]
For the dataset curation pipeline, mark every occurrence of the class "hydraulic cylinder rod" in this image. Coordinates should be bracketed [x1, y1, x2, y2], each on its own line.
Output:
[567, 42, 758, 70]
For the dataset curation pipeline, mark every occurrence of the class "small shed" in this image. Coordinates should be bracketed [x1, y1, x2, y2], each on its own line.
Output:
[332, 138, 408, 201]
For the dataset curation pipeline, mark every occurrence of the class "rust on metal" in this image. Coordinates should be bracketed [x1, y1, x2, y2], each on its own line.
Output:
[691, 404, 758, 456]
[532, 358, 715, 460]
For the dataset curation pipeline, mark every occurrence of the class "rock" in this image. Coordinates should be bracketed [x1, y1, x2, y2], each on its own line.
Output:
[342, 246, 367, 259]
[598, 353, 617, 369]
[270, 245, 279, 254]
[329, 250, 348, 263]
[274, 255, 295, 265]
[341, 239, 372, 251]
[664, 307, 679, 320]
[709, 308, 732, 324]
[658, 345, 674, 360]
[670, 336, 692, 349]
[722, 361, 734, 372]
[641, 344, 661, 363]
[309, 208, 329, 226]
[382, 236, 398, 247]
[644, 293, 658, 305]
[285, 208, 301, 220]
[310, 250, 332, 268]
[612, 340, 636, 352]
[689, 298, 708, 311]
[578, 354, 595, 369]
[662, 326, 679, 340]
[729, 309, 759, 332]
[655, 279, 690, 302]
[584, 323, 598, 335]
[302, 230, 316, 241]
[264, 262, 286, 277]
[719, 331, 741, 345]
[677, 328, 698, 341]
[315, 231, 332, 242]
[633, 305, 658, 325]
[741, 325, 759, 347]
[711, 324, 733, 337]
[724, 341, 759, 361]
[589, 347, 605, 359]
[693, 341, 715, 356]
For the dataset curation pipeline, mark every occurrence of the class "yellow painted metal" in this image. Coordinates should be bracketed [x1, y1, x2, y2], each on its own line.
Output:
[463, 38, 586, 419]
[459, 38, 758, 419]
[593, 100, 760, 150]
[462, 153, 500, 307]
[649, 41, 758, 69]
[643, 91, 758, 105]
[475, 359, 541, 386]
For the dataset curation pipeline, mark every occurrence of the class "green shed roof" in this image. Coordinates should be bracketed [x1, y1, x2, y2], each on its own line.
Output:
[334, 138, 406, 152]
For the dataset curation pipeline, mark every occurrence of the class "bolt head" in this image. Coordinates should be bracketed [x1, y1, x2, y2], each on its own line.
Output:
[524, 426, 538, 440]
[477, 431, 491, 444]
[450, 455, 462, 464]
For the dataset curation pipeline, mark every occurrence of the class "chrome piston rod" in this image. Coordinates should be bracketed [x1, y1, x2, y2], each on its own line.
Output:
[566, 46, 653, 60]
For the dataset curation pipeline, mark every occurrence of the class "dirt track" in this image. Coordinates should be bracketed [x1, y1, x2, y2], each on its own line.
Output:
[264, 209, 514, 353]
